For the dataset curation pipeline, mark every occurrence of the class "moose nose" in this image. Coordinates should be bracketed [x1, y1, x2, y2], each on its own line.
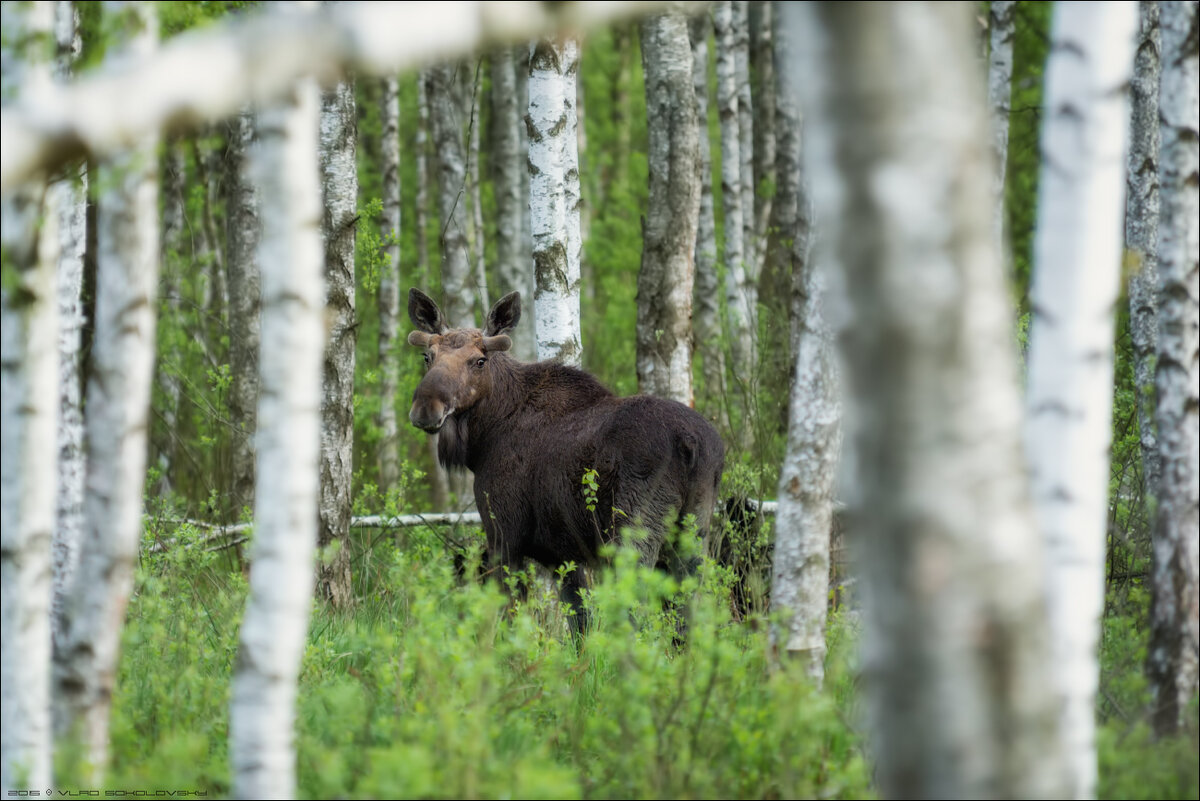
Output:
[409, 400, 451, 433]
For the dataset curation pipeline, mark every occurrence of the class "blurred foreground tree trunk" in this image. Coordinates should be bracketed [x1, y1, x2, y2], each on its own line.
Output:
[50, 0, 87, 671]
[1024, 6, 1137, 796]
[230, 38, 324, 799]
[1, 2, 56, 789]
[1148, 0, 1199, 739]
[55, 0, 159, 780]
[768, 5, 838, 686]
[787, 2, 1068, 796]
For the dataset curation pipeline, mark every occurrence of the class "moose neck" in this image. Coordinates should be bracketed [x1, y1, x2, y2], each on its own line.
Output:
[436, 352, 524, 472]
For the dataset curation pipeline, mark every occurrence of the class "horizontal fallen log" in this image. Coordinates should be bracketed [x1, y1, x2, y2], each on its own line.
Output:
[144, 501, 782, 553]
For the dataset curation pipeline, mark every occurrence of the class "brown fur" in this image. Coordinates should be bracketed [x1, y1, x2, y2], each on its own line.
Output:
[407, 289, 725, 634]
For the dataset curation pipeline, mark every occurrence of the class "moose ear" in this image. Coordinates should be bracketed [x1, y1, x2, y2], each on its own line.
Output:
[485, 291, 521, 336]
[408, 288, 447, 334]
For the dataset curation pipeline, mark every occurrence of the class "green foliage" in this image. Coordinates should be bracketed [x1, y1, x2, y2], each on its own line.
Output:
[80, 520, 873, 799]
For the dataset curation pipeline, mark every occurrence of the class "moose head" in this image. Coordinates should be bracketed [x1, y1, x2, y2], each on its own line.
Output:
[406, 288, 521, 433]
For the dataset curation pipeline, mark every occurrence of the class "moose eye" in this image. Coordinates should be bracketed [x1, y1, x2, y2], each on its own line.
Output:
[422, 352, 432, 367]
[474, 357, 487, 369]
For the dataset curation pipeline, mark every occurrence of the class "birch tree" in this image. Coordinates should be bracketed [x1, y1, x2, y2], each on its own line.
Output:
[50, 0, 87, 652]
[638, 7, 700, 406]
[1148, 0, 1199, 738]
[54, 0, 159, 776]
[229, 60, 324, 801]
[750, 0, 776, 270]
[378, 76, 402, 491]
[1125, 1, 1161, 505]
[714, 1, 754, 388]
[528, 37, 583, 366]
[987, 0, 1016, 250]
[787, 2, 1067, 796]
[491, 46, 535, 362]
[427, 64, 475, 329]
[226, 107, 262, 520]
[156, 142, 184, 496]
[466, 62, 488, 308]
[1, 2, 57, 789]
[1024, 5, 1138, 797]
[317, 75, 356, 608]
[732, 0, 756, 290]
[767, 4, 838, 685]
[689, 14, 725, 416]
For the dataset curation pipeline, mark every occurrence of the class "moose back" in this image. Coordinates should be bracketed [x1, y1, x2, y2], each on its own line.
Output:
[406, 288, 725, 633]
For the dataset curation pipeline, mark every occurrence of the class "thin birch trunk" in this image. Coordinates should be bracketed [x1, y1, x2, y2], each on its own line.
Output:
[379, 76, 402, 491]
[416, 69, 431, 283]
[416, 67, 450, 511]
[1148, 0, 1200, 738]
[156, 141, 184, 497]
[317, 76, 356, 609]
[467, 62, 488, 308]
[988, 0, 1016, 251]
[55, 1, 159, 777]
[733, 0, 756, 297]
[714, 1, 754, 389]
[427, 64, 474, 329]
[1, 3, 56, 788]
[768, 2, 837, 685]
[1024, 5, 1138, 797]
[226, 107, 262, 521]
[1126, 1, 1162, 506]
[787, 2, 1067, 796]
[750, 1, 776, 271]
[230, 59, 324, 801]
[491, 47, 535, 362]
[690, 14, 726, 417]
[638, 7, 700, 406]
[50, 0, 87, 659]
[528, 37, 583, 366]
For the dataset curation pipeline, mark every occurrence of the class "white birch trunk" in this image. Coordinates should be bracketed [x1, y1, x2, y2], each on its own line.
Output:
[987, 0, 1016, 251]
[714, 2, 754, 389]
[690, 14, 726, 415]
[378, 76, 402, 491]
[50, 0, 87, 658]
[1126, 1, 1161, 505]
[491, 46, 535, 362]
[1024, 5, 1138, 798]
[1148, 0, 1200, 738]
[416, 69, 431, 283]
[528, 37, 583, 366]
[156, 141, 184, 497]
[768, 3, 837, 685]
[427, 64, 475, 329]
[466, 63, 488, 308]
[787, 2, 1067, 796]
[53, 1, 158, 778]
[230, 55, 324, 801]
[732, 0, 756, 294]
[1, 3, 57, 788]
[226, 107, 262, 520]
[318, 75, 356, 609]
[750, 0, 776, 273]
[638, 7, 700, 406]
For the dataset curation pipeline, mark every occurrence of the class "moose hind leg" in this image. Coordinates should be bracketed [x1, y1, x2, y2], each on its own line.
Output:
[559, 566, 591, 639]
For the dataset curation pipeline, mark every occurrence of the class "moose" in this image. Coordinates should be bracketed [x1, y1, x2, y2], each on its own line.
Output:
[406, 288, 725, 635]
